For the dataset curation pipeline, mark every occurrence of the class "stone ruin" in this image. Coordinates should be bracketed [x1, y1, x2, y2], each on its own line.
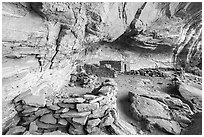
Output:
[69, 72, 100, 88]
[100, 60, 130, 73]
[127, 68, 169, 77]
[83, 64, 117, 78]
[2, 79, 120, 135]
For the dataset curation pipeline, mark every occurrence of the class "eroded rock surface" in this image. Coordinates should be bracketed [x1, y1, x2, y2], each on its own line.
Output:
[129, 90, 194, 134]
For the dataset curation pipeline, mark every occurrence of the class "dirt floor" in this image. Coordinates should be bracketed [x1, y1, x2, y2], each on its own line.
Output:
[2, 69, 202, 135]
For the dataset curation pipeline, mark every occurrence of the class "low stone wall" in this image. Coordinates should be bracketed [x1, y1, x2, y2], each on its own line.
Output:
[126, 68, 169, 77]
[2, 80, 118, 135]
[83, 64, 117, 78]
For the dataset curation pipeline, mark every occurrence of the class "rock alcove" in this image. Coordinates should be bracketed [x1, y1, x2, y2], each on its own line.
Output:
[2, 2, 202, 135]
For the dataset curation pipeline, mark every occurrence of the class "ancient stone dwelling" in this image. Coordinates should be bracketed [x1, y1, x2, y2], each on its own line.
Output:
[100, 60, 130, 72]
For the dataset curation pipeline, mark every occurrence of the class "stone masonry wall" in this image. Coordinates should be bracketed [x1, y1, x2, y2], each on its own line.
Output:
[83, 64, 117, 78]
[2, 79, 118, 135]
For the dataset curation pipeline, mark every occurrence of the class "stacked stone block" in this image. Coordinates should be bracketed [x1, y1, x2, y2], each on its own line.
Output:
[3, 79, 118, 135]
[127, 68, 169, 77]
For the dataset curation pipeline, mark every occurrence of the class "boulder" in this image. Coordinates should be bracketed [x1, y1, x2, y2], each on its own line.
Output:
[129, 92, 182, 134]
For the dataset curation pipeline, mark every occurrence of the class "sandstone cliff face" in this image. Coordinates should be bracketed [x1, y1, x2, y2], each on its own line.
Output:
[2, 2, 202, 122]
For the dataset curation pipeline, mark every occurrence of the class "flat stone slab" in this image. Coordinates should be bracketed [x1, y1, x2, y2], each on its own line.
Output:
[62, 108, 70, 113]
[58, 102, 75, 109]
[110, 119, 137, 135]
[83, 94, 97, 100]
[29, 121, 38, 133]
[36, 120, 64, 129]
[100, 113, 114, 127]
[35, 108, 51, 116]
[76, 103, 99, 112]
[23, 94, 46, 107]
[48, 105, 61, 111]
[89, 96, 104, 103]
[21, 115, 38, 126]
[58, 118, 68, 126]
[72, 116, 88, 125]
[40, 114, 57, 124]
[43, 130, 67, 135]
[6, 126, 26, 135]
[63, 98, 85, 103]
[87, 118, 101, 127]
[60, 110, 91, 118]
[15, 104, 23, 112]
[13, 89, 32, 103]
[22, 107, 38, 114]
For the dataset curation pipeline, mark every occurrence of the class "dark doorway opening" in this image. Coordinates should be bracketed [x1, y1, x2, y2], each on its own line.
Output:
[124, 64, 127, 72]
